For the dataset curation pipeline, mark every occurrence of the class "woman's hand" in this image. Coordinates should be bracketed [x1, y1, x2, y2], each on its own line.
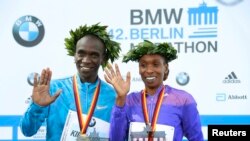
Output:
[104, 63, 131, 106]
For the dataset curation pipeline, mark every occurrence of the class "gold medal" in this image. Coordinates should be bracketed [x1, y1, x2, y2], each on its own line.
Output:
[76, 134, 90, 141]
[146, 123, 153, 133]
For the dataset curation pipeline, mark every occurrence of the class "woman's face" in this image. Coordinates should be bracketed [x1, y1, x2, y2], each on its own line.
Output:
[139, 54, 168, 89]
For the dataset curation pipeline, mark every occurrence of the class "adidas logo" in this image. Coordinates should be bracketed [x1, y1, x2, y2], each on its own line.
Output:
[222, 71, 241, 83]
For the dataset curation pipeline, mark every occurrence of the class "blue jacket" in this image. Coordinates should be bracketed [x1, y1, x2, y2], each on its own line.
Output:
[20, 74, 116, 140]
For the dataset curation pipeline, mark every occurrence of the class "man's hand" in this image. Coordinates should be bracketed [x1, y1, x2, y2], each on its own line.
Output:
[32, 68, 61, 106]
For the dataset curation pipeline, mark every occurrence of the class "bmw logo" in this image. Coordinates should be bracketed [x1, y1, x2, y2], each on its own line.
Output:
[216, 0, 243, 6]
[176, 72, 190, 86]
[27, 72, 40, 86]
[13, 15, 45, 47]
[89, 118, 96, 127]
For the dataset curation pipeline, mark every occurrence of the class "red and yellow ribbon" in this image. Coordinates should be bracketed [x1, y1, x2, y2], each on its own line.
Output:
[141, 86, 165, 141]
[73, 75, 101, 134]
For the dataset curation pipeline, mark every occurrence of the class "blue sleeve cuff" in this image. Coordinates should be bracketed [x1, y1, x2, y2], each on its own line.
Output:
[28, 102, 48, 114]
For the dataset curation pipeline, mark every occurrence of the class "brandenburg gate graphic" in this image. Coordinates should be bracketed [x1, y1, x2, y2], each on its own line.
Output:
[188, 2, 218, 25]
[130, 127, 166, 141]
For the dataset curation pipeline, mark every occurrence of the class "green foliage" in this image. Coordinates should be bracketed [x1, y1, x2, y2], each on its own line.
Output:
[122, 40, 177, 63]
[64, 23, 121, 68]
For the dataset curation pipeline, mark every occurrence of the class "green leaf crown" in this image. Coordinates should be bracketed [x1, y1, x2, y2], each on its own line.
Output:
[64, 23, 121, 68]
[122, 40, 177, 63]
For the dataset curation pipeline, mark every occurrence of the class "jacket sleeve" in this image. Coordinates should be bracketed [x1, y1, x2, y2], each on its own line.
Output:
[20, 102, 49, 136]
[182, 101, 204, 141]
[109, 104, 129, 141]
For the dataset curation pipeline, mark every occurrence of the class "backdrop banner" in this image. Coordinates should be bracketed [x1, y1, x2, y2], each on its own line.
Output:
[0, 0, 249, 140]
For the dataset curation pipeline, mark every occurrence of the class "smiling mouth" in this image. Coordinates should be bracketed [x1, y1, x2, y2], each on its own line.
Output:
[145, 77, 156, 82]
[146, 77, 156, 80]
[79, 63, 93, 71]
[80, 66, 93, 72]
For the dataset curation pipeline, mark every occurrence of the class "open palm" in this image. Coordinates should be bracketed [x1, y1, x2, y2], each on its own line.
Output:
[104, 64, 130, 98]
[32, 68, 61, 106]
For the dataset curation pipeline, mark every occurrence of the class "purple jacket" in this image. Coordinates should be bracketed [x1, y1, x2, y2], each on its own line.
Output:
[109, 85, 204, 141]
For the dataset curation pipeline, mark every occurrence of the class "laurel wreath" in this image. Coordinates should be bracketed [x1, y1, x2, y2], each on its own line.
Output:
[122, 40, 177, 63]
[64, 23, 121, 67]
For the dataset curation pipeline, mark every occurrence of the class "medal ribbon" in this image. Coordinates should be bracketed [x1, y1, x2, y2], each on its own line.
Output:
[73, 74, 101, 134]
[141, 86, 165, 140]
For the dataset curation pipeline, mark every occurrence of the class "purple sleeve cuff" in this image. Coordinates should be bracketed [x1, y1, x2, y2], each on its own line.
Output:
[109, 104, 128, 141]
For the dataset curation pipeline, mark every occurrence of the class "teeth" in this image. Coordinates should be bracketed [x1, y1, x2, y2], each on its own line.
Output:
[81, 67, 91, 70]
[146, 77, 155, 80]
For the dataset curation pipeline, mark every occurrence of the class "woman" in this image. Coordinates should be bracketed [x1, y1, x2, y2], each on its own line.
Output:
[104, 40, 204, 141]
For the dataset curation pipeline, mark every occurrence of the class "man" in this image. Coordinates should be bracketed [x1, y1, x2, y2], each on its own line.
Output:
[20, 23, 121, 141]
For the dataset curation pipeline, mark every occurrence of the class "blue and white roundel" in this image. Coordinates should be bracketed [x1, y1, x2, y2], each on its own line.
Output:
[13, 15, 45, 47]
[19, 22, 39, 42]
[27, 72, 40, 86]
[176, 72, 190, 86]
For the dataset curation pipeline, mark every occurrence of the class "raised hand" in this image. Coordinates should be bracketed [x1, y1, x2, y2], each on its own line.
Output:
[104, 63, 131, 106]
[32, 68, 61, 106]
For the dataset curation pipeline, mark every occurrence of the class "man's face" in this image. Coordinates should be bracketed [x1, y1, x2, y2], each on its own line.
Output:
[139, 54, 168, 89]
[74, 36, 105, 82]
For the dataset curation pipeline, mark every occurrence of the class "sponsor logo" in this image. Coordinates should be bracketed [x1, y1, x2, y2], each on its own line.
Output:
[216, 93, 247, 101]
[187, 2, 218, 38]
[122, 75, 142, 82]
[13, 15, 45, 47]
[216, 0, 243, 6]
[216, 93, 226, 101]
[89, 118, 96, 127]
[176, 72, 190, 86]
[223, 71, 241, 83]
[110, 1, 219, 54]
[27, 72, 40, 86]
[96, 105, 107, 110]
